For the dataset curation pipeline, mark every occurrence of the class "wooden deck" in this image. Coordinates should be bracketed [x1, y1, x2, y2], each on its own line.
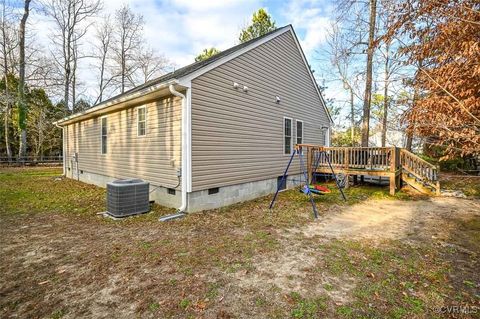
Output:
[299, 145, 440, 195]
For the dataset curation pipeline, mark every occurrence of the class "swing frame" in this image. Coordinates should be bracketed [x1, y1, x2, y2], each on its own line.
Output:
[269, 144, 347, 219]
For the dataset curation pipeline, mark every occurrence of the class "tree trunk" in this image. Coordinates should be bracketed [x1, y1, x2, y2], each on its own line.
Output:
[121, 50, 125, 93]
[3, 72, 12, 162]
[3, 100, 11, 161]
[381, 42, 390, 147]
[361, 0, 377, 147]
[71, 39, 78, 109]
[98, 54, 105, 103]
[1, 5, 12, 161]
[405, 131, 413, 151]
[406, 88, 418, 152]
[406, 59, 424, 152]
[72, 74, 76, 109]
[350, 87, 355, 146]
[17, 0, 31, 161]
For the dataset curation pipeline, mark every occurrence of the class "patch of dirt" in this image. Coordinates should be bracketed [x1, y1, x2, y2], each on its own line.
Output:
[230, 197, 480, 311]
[300, 197, 480, 242]
[232, 236, 358, 305]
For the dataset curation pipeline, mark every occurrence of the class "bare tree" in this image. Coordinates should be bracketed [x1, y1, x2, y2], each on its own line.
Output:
[92, 15, 113, 104]
[380, 40, 390, 147]
[44, 0, 101, 110]
[325, 22, 363, 146]
[112, 4, 144, 93]
[0, 0, 17, 161]
[134, 48, 171, 84]
[17, 0, 31, 160]
[361, 0, 378, 146]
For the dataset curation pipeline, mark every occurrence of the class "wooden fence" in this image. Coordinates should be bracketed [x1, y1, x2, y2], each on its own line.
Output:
[0, 156, 63, 166]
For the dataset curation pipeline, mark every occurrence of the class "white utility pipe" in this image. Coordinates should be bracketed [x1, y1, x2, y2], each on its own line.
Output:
[54, 122, 66, 176]
[169, 84, 188, 213]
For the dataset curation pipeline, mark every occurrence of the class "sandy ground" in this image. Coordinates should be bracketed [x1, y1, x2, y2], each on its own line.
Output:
[303, 197, 480, 241]
[233, 197, 480, 308]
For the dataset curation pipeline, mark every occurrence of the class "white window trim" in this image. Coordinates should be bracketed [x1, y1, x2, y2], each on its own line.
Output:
[283, 117, 293, 156]
[296, 120, 304, 145]
[136, 106, 147, 137]
[100, 115, 107, 155]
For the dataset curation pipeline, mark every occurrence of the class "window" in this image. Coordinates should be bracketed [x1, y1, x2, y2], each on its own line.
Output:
[101, 116, 107, 154]
[283, 117, 292, 155]
[296, 120, 303, 145]
[167, 188, 176, 195]
[137, 106, 146, 136]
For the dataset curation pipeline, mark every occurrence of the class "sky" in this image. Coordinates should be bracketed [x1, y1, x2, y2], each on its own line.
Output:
[25, 0, 343, 118]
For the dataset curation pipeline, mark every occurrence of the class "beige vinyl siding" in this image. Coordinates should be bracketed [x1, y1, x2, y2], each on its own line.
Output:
[191, 31, 330, 191]
[64, 95, 182, 188]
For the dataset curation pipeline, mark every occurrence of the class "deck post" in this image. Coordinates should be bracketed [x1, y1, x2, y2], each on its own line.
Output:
[389, 147, 397, 195]
[307, 146, 313, 184]
[344, 148, 349, 188]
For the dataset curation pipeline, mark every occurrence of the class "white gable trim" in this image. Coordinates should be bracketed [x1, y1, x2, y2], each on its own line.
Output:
[287, 27, 334, 124]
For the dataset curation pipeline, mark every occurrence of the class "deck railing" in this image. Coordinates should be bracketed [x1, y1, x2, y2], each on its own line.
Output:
[310, 147, 399, 172]
[299, 144, 440, 194]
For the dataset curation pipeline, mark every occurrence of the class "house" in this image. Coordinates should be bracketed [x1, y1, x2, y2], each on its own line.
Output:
[54, 25, 333, 212]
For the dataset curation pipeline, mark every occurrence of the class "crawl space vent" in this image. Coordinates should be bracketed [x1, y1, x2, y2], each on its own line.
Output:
[106, 179, 150, 217]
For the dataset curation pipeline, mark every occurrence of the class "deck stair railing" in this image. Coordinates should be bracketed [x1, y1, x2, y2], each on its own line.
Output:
[399, 149, 440, 194]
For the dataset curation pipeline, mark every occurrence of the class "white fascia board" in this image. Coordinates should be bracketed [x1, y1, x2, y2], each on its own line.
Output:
[54, 79, 179, 126]
[286, 27, 334, 125]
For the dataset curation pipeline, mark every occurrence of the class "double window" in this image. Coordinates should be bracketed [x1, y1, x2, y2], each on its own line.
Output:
[283, 118, 304, 154]
[137, 106, 146, 136]
[101, 116, 107, 154]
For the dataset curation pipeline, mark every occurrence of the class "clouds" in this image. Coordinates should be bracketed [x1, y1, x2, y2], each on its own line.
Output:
[102, 0, 262, 66]
[24, 0, 337, 104]
[280, 0, 332, 55]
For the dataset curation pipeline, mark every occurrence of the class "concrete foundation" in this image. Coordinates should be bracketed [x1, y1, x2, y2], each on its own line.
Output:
[66, 167, 182, 209]
[65, 167, 302, 213]
[187, 174, 302, 212]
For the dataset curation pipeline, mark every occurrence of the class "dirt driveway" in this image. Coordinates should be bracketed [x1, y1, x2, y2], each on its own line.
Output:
[1, 168, 479, 318]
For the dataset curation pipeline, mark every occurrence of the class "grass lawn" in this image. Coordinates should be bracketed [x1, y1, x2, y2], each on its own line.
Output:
[0, 167, 479, 318]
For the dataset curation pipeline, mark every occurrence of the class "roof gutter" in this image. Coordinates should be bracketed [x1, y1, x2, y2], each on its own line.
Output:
[168, 84, 189, 214]
[54, 79, 178, 126]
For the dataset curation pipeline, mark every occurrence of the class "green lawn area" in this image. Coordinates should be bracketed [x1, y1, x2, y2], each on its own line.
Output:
[0, 167, 479, 318]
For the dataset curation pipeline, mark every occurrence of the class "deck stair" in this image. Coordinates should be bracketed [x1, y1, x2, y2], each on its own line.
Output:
[304, 145, 440, 195]
[399, 149, 440, 195]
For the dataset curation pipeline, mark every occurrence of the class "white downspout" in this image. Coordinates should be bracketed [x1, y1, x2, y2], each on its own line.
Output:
[54, 123, 66, 176]
[169, 84, 188, 213]
[326, 127, 331, 147]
